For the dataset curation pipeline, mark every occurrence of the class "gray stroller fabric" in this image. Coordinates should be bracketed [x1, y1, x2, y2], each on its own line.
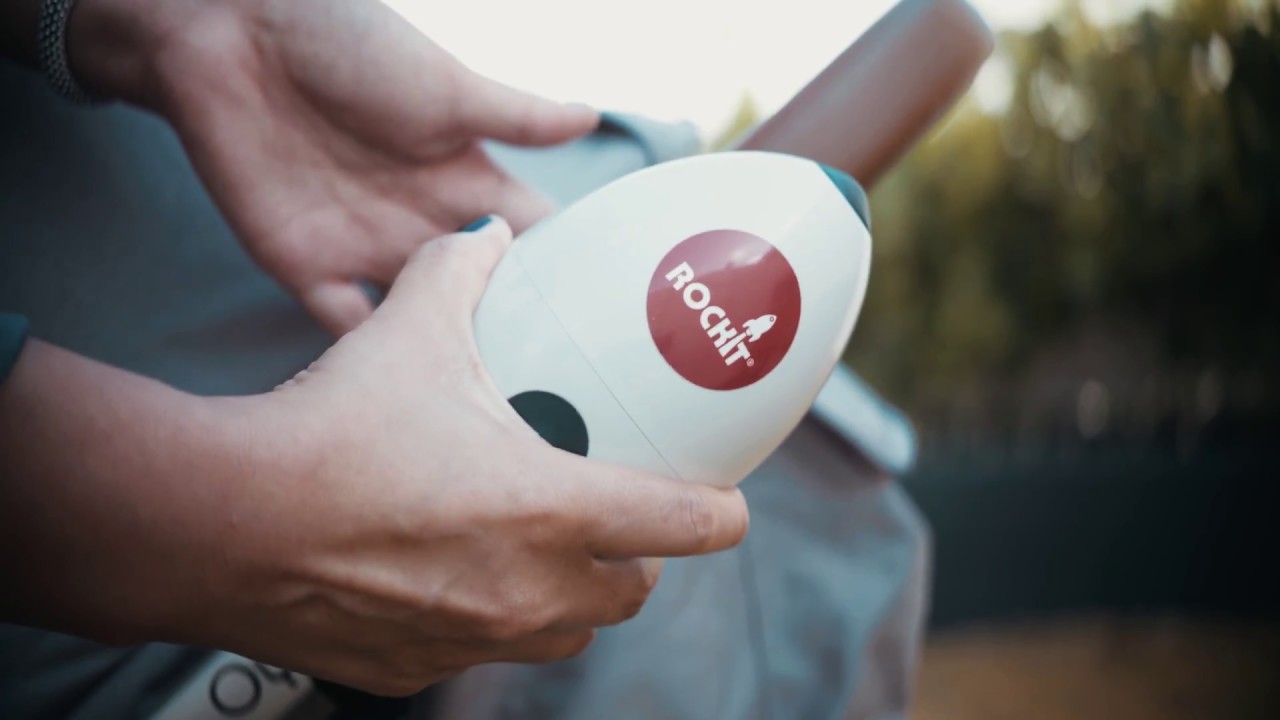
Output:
[433, 406, 928, 720]
[0, 59, 928, 720]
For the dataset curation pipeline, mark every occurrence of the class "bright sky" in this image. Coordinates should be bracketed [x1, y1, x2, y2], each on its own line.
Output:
[386, 0, 1168, 140]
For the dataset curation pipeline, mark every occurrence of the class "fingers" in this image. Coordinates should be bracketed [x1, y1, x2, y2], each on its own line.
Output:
[460, 165, 558, 234]
[456, 70, 599, 147]
[559, 557, 662, 629]
[303, 281, 377, 337]
[484, 628, 596, 665]
[492, 179, 554, 235]
[550, 455, 750, 558]
[493, 556, 661, 636]
[382, 214, 512, 322]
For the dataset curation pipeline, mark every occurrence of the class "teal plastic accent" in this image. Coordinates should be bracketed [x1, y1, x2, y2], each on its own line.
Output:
[818, 164, 871, 231]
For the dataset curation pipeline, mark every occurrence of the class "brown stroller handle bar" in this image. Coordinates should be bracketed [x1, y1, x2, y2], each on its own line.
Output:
[737, 0, 995, 188]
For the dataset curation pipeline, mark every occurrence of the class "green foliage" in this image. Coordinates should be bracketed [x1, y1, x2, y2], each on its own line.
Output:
[843, 0, 1280, 448]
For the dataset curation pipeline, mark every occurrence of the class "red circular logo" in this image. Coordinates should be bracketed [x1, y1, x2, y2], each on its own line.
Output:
[646, 229, 801, 391]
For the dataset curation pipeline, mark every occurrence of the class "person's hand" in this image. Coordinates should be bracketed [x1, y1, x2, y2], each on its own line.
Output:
[69, 0, 599, 335]
[192, 218, 748, 694]
[0, 218, 748, 696]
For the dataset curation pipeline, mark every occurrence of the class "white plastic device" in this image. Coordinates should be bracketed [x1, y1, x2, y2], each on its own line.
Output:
[474, 151, 872, 487]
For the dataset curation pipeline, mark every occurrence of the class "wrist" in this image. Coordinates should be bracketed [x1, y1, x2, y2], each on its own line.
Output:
[100, 392, 262, 644]
[63, 0, 210, 107]
[160, 390, 331, 647]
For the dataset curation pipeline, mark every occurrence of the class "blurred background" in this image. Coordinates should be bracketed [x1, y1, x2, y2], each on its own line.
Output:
[399, 0, 1280, 717]
[860, 1, 1280, 715]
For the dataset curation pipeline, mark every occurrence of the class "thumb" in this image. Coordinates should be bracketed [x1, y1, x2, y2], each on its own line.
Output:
[382, 215, 513, 323]
[457, 71, 599, 146]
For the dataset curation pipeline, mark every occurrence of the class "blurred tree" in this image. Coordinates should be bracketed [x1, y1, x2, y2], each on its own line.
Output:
[815, 0, 1280, 453]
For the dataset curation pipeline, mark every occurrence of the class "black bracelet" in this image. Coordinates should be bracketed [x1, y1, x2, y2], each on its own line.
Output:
[38, 0, 111, 104]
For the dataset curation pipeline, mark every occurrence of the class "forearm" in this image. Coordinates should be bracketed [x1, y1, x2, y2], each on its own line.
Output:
[0, 338, 263, 644]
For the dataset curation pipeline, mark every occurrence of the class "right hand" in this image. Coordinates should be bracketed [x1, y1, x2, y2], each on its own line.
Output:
[188, 217, 750, 696]
[65, 0, 600, 336]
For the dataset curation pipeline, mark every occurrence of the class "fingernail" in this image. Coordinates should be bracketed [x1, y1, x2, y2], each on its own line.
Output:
[461, 215, 494, 232]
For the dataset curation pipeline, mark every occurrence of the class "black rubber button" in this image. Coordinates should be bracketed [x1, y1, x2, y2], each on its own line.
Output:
[508, 391, 590, 457]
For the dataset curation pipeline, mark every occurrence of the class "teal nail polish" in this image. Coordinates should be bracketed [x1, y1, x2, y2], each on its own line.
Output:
[461, 216, 493, 232]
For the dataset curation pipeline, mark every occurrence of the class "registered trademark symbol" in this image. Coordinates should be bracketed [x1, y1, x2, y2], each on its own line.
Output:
[747, 359, 755, 367]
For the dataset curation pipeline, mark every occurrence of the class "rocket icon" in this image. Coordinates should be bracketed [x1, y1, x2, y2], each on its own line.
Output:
[743, 314, 776, 342]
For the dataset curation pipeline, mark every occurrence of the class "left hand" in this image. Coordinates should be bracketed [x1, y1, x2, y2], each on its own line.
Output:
[70, 0, 599, 335]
